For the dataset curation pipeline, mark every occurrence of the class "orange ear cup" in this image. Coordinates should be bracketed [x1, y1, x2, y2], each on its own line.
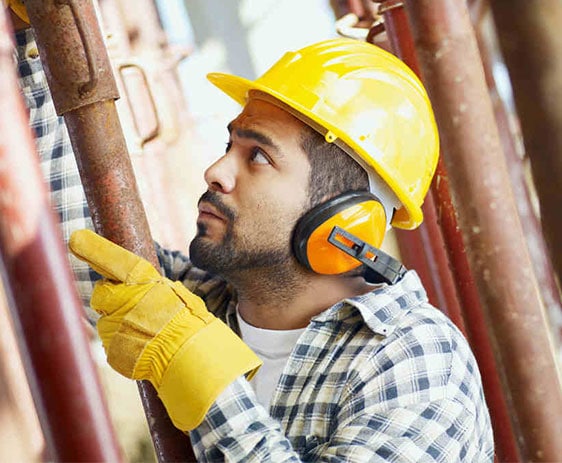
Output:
[292, 192, 387, 275]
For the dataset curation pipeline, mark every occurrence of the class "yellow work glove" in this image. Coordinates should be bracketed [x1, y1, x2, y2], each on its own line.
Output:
[4, 0, 29, 23]
[69, 229, 262, 431]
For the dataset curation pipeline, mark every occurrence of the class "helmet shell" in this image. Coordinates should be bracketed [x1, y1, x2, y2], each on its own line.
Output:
[207, 38, 439, 229]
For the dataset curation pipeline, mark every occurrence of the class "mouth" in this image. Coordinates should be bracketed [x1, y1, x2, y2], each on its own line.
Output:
[198, 202, 226, 222]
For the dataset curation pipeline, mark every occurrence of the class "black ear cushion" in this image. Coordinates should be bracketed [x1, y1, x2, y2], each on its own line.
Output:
[292, 190, 380, 270]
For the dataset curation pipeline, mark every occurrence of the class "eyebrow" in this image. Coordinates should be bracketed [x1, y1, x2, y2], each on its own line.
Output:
[227, 122, 281, 153]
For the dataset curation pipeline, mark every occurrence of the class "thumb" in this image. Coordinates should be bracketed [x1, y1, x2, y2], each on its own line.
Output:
[69, 229, 160, 283]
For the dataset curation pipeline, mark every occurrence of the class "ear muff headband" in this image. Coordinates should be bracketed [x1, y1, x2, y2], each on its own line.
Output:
[292, 191, 386, 275]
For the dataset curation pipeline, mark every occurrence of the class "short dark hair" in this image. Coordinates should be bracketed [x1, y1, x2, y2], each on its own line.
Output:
[300, 125, 369, 207]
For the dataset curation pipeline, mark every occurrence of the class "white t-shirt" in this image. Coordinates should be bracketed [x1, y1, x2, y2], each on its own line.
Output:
[237, 311, 306, 411]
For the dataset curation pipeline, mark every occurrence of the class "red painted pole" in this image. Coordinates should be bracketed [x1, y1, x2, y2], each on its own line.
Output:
[0, 8, 122, 461]
[375, 2, 470, 332]
[403, 1, 562, 460]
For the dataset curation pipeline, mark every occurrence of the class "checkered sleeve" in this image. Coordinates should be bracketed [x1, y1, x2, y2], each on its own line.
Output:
[15, 28, 100, 324]
[190, 378, 302, 462]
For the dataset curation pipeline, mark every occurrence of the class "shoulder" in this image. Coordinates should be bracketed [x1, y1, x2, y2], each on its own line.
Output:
[307, 271, 493, 459]
[339, 271, 484, 410]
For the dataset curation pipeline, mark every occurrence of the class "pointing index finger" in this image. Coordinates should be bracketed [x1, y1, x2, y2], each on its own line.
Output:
[69, 229, 160, 283]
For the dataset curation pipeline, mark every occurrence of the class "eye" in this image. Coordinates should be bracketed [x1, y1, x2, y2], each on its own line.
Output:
[250, 147, 270, 165]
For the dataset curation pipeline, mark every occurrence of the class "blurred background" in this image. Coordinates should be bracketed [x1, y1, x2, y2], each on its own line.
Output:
[1, 1, 561, 462]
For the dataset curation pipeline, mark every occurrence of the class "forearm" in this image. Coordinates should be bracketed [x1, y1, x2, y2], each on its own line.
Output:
[191, 378, 301, 463]
[191, 381, 488, 463]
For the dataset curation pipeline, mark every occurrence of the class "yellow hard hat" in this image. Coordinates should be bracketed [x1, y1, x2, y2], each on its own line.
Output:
[207, 38, 439, 229]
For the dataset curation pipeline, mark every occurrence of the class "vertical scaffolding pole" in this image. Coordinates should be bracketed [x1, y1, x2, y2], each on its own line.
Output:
[403, 1, 562, 460]
[489, 1, 562, 292]
[24, 0, 194, 461]
[470, 1, 562, 373]
[0, 7, 121, 461]
[377, 2, 519, 460]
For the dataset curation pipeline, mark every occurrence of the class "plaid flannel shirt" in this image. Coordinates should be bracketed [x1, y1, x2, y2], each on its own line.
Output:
[15, 28, 100, 323]
[158, 246, 495, 462]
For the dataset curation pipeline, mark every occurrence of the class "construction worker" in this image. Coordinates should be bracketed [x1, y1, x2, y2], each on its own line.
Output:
[70, 38, 494, 461]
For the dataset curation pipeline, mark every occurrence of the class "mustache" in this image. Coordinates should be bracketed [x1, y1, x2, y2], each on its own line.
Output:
[197, 190, 236, 222]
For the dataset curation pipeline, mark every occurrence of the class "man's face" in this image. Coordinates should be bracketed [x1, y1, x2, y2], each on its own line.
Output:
[189, 98, 311, 278]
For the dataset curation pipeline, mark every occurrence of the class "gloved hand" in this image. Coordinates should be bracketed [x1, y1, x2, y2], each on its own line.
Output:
[69, 229, 262, 431]
[4, 0, 29, 23]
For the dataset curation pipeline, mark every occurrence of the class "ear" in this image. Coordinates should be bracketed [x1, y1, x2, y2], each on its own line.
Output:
[292, 191, 386, 275]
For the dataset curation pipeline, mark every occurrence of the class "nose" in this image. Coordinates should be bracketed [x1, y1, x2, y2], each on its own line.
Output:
[204, 153, 237, 193]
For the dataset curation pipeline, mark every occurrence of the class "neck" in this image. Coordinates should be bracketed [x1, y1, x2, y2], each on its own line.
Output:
[234, 266, 373, 330]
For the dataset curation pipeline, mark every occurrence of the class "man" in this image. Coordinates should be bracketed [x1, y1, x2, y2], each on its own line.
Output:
[71, 38, 494, 461]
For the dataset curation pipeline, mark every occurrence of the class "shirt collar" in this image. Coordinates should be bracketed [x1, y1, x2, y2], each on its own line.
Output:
[224, 270, 427, 337]
[312, 270, 428, 337]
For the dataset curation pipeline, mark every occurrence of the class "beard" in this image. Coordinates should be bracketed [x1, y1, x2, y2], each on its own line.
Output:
[190, 224, 293, 276]
[189, 191, 295, 278]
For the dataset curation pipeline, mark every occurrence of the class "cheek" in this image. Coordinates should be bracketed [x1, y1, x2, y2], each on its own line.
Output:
[234, 194, 307, 241]
[231, 172, 310, 238]
[267, 195, 309, 232]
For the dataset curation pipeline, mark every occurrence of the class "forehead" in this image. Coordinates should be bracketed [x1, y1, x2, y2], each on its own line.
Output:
[230, 97, 307, 143]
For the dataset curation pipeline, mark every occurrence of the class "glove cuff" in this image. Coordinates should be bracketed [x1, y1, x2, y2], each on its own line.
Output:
[156, 318, 262, 431]
[133, 304, 212, 384]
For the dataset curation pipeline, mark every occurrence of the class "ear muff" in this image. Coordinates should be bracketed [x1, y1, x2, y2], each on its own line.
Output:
[292, 191, 387, 275]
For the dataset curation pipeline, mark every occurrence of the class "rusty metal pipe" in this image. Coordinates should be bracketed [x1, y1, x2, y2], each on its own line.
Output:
[63, 101, 157, 254]
[403, 1, 562, 460]
[24, 0, 193, 461]
[0, 8, 121, 461]
[378, 2, 520, 460]
[470, 2, 562, 380]
[489, 1, 562, 293]
[64, 105, 195, 462]
[0, 286, 46, 461]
